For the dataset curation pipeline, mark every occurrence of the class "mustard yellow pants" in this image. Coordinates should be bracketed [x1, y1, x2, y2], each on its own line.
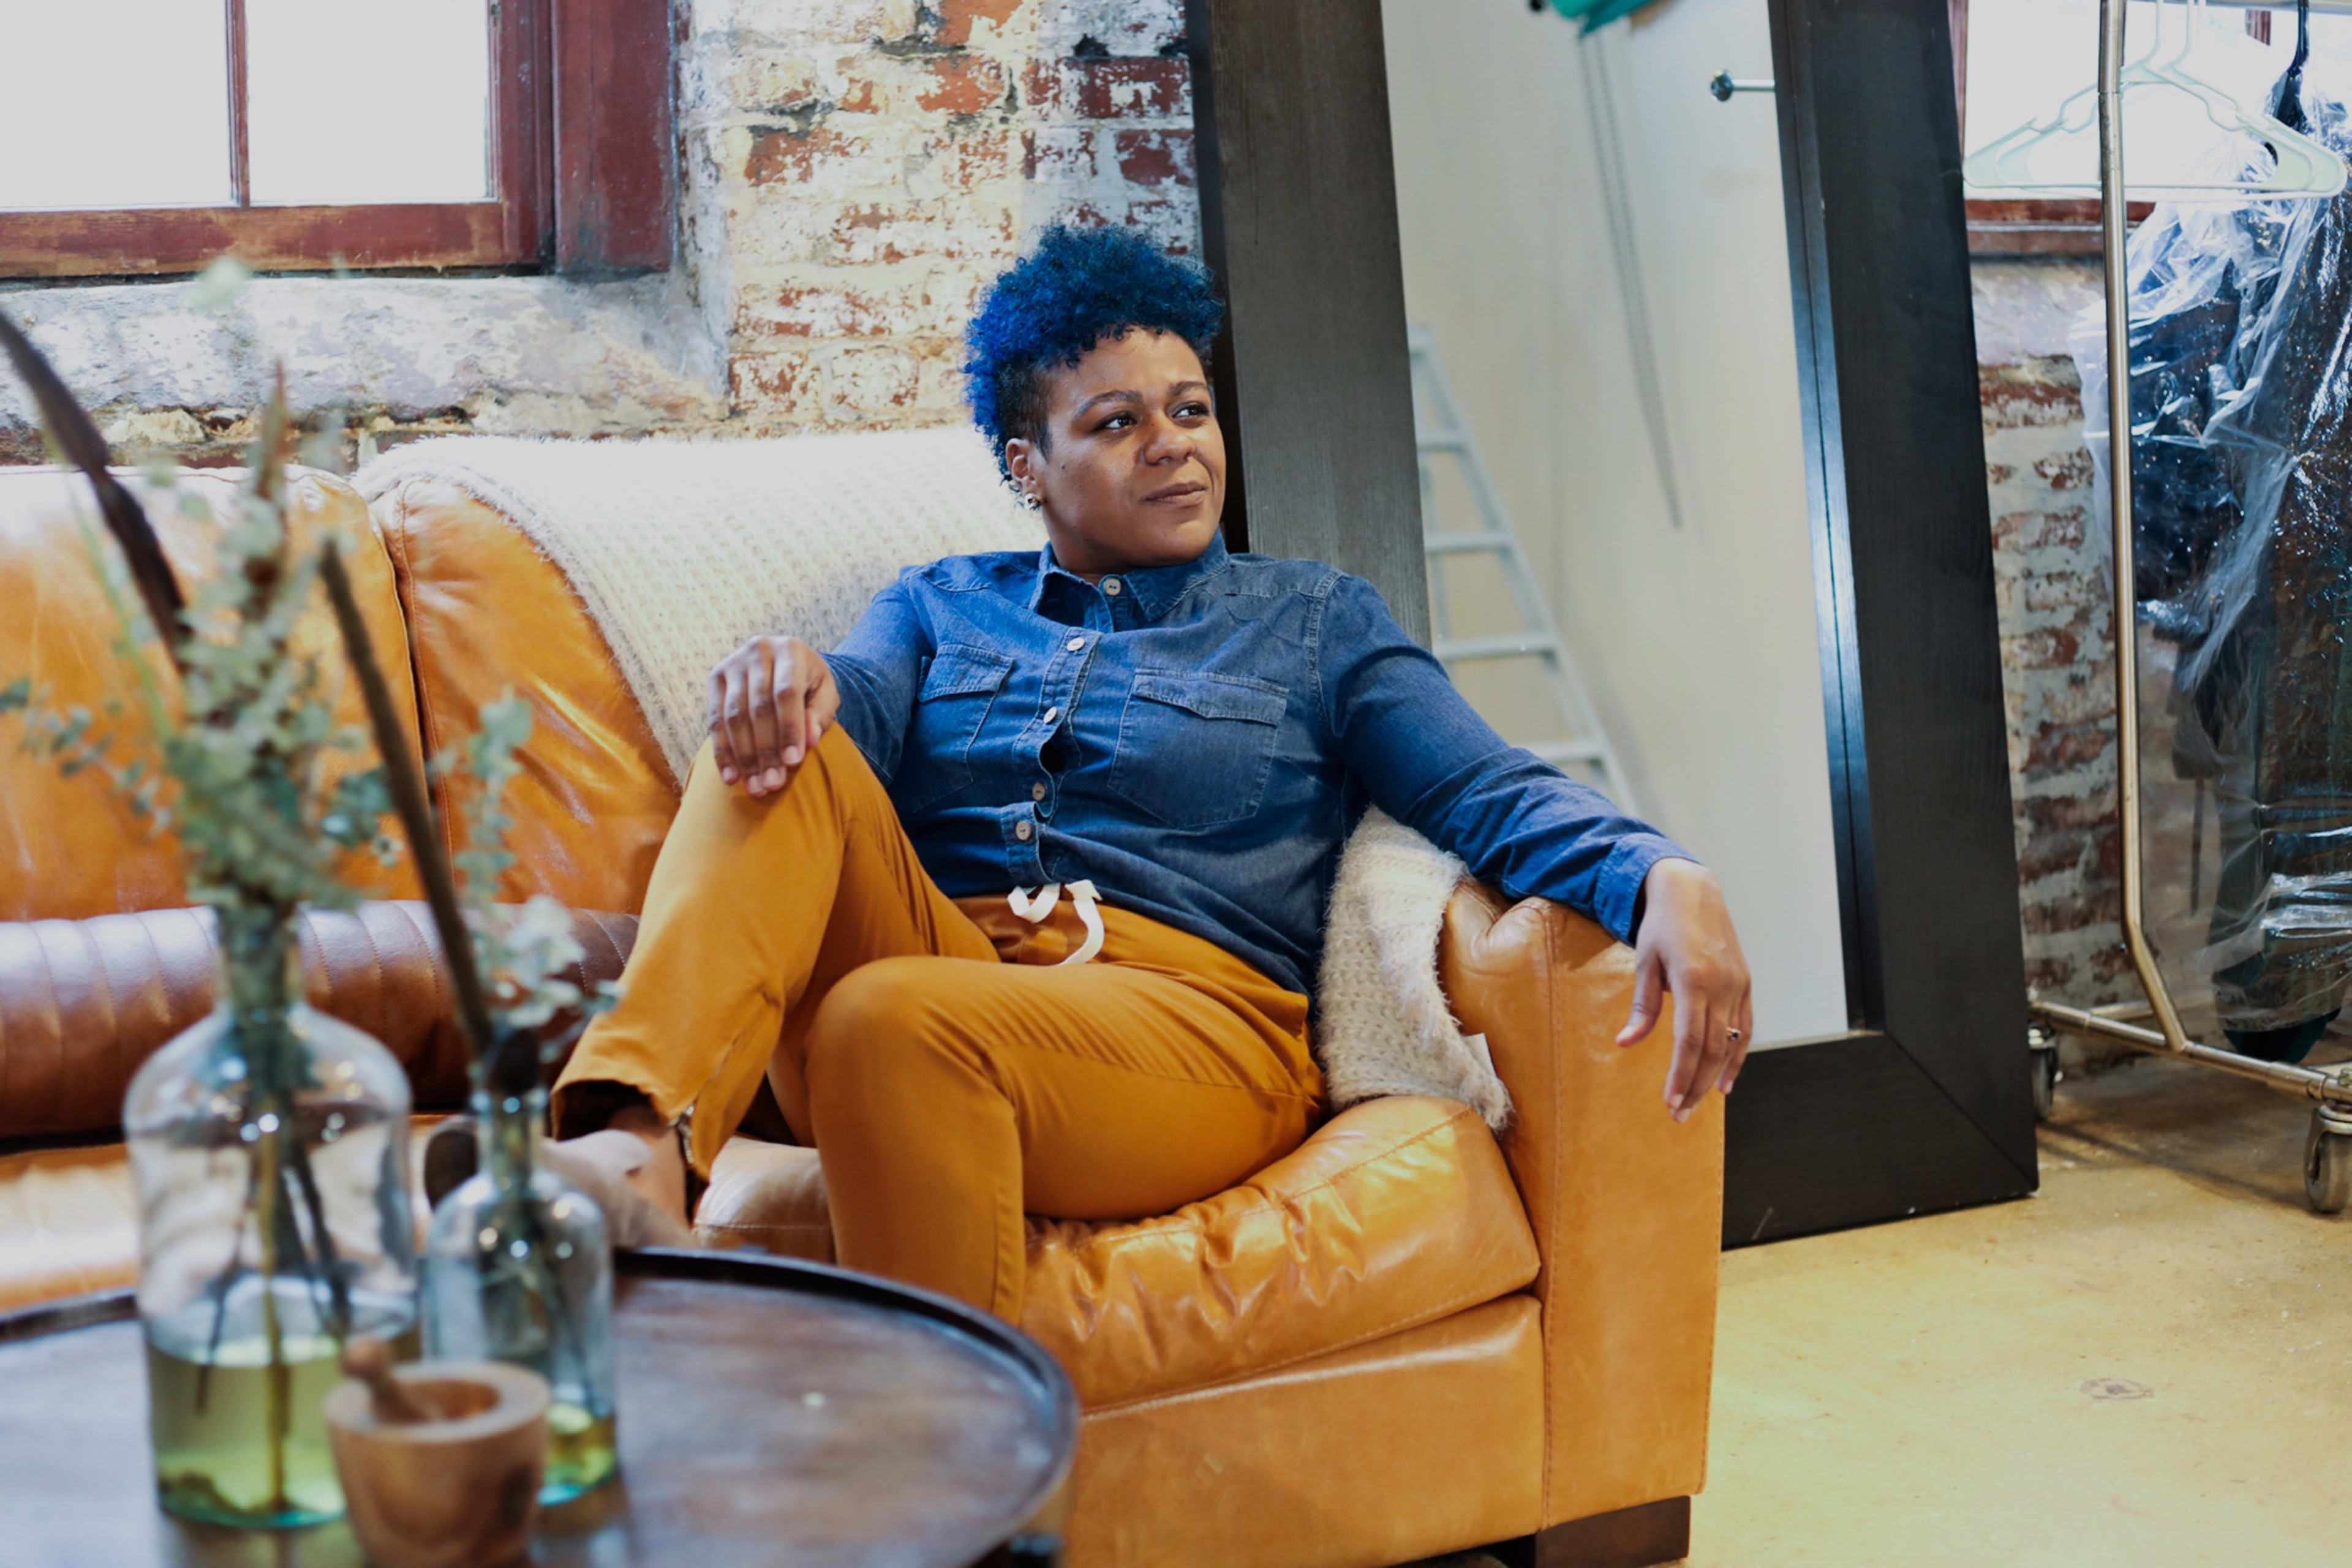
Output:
[554, 726, 1322, 1318]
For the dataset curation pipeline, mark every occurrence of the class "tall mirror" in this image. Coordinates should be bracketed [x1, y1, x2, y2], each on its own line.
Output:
[1381, 0, 1847, 1053]
[1186, 0, 2034, 1239]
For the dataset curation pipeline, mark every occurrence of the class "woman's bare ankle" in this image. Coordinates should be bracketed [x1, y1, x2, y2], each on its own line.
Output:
[603, 1104, 692, 1224]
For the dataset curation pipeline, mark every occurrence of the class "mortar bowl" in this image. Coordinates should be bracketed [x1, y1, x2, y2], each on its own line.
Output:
[323, 1359, 551, 1568]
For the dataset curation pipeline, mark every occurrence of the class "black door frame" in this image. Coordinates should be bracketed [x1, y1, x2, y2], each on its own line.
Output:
[1186, 0, 2037, 1248]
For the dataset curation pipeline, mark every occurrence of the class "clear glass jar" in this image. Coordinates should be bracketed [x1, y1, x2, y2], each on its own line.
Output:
[421, 1052, 617, 1504]
[123, 908, 418, 1529]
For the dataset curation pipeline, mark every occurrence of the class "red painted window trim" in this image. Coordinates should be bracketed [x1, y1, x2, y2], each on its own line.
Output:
[552, 0, 676, 273]
[0, 0, 669, 279]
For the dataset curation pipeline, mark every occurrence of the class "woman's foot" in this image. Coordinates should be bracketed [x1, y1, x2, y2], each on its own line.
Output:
[543, 1115, 695, 1250]
[598, 1103, 695, 1227]
[420, 1110, 696, 1250]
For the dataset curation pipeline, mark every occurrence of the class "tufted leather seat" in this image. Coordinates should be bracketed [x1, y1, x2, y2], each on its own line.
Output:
[0, 462, 1721, 1568]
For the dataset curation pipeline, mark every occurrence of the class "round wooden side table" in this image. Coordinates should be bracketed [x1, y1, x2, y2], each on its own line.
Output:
[0, 1248, 1077, 1567]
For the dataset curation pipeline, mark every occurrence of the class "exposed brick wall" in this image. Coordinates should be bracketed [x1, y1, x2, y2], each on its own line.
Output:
[1975, 258, 2130, 1011]
[682, 0, 1197, 433]
[1, 0, 1199, 463]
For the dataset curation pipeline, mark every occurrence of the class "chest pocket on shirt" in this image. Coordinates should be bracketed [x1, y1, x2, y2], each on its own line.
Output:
[899, 643, 1014, 815]
[1109, 669, 1287, 831]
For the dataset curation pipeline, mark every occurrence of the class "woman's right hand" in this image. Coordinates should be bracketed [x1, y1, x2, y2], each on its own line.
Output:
[707, 635, 840, 797]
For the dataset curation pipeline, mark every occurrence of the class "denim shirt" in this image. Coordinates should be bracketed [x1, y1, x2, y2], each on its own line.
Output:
[824, 533, 1689, 998]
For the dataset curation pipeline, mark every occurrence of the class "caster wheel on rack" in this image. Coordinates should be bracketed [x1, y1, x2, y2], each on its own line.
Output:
[2302, 1110, 2352, 1215]
[2027, 1029, 2062, 1123]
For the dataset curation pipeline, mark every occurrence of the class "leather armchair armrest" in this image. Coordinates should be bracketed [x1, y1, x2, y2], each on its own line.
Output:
[1438, 882, 1723, 1529]
[0, 902, 637, 1144]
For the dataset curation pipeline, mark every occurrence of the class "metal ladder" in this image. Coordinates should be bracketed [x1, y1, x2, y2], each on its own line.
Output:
[1411, 325, 1638, 813]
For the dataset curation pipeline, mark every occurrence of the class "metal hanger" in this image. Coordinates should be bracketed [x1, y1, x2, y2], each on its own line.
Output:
[1964, 0, 2346, 200]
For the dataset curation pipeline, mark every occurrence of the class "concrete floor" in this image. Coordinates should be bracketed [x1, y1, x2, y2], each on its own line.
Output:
[1695, 1050, 2352, 1567]
[1411, 1050, 2352, 1568]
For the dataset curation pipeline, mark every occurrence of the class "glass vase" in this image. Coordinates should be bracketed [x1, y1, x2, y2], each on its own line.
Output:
[422, 1052, 618, 1504]
[123, 907, 419, 1529]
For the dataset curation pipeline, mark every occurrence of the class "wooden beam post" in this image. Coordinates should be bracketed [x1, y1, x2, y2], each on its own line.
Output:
[1184, 0, 1430, 644]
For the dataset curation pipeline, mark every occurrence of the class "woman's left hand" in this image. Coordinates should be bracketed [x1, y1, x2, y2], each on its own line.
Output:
[1615, 858, 1753, 1121]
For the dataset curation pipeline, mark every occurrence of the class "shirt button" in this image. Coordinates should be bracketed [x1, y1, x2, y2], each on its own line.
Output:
[1102, 577, 1122, 597]
[1042, 706, 1060, 725]
[1031, 782, 1047, 801]
[1015, 820, 1033, 842]
[1066, 636, 1085, 652]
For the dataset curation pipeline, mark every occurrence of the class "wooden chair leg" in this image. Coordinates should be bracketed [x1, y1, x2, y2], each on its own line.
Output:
[1490, 1496, 1691, 1568]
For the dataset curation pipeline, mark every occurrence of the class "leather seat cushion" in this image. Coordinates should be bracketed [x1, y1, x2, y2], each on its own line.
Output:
[694, 1095, 1542, 1409]
[0, 1142, 138, 1312]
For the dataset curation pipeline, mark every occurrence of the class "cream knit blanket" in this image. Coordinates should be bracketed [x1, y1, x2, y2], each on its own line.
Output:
[1315, 809, 1512, 1129]
[353, 432, 1510, 1128]
[357, 429, 1044, 783]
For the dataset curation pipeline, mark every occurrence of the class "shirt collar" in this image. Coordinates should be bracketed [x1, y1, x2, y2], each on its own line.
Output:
[1027, 531, 1232, 622]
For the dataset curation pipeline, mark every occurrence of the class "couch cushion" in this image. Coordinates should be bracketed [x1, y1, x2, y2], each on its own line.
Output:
[0, 1143, 137, 1311]
[695, 1135, 835, 1260]
[369, 476, 678, 917]
[0, 466, 423, 922]
[0, 1120, 453, 1313]
[693, 1095, 1542, 1408]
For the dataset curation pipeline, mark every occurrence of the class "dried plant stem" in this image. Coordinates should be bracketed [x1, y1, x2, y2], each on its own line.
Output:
[255, 1128, 291, 1514]
[317, 542, 497, 1057]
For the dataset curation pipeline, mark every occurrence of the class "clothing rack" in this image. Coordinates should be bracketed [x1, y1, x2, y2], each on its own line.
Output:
[2026, 0, 2352, 1211]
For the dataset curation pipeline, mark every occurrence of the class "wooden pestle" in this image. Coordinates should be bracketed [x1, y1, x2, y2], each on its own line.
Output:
[342, 1338, 434, 1426]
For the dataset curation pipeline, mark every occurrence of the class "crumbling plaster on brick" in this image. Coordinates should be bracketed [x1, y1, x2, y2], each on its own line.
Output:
[691, 0, 1199, 432]
[0, 271, 728, 466]
[1, 0, 1200, 461]
[1974, 257, 2133, 1019]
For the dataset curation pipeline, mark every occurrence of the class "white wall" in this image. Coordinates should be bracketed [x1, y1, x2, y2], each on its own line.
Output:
[1382, 0, 1847, 1042]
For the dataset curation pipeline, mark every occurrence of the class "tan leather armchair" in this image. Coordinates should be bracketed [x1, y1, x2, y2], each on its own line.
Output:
[0, 464, 1720, 1568]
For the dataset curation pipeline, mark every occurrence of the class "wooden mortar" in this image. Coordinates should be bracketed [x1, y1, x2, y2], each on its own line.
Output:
[324, 1359, 552, 1568]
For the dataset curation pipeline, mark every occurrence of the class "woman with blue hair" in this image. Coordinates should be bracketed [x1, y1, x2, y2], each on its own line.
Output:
[548, 225, 1751, 1317]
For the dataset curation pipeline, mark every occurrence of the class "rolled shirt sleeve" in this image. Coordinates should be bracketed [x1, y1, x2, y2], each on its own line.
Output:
[821, 575, 928, 786]
[1314, 572, 1691, 944]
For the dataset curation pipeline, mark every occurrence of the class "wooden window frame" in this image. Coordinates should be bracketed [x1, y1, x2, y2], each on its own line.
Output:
[0, 0, 672, 280]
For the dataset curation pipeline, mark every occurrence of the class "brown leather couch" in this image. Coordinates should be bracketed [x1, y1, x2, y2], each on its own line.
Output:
[0, 462, 1722, 1568]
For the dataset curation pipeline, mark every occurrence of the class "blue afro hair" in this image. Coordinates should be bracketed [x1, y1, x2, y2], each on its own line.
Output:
[963, 225, 1224, 471]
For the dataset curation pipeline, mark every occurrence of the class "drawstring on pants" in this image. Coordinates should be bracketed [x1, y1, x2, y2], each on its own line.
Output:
[1008, 880, 1105, 965]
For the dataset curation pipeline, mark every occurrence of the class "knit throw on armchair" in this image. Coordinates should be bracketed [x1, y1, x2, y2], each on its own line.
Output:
[355, 431, 1510, 1129]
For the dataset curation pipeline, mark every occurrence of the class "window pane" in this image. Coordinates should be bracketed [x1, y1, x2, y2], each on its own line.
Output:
[0, 4, 230, 211]
[246, 0, 491, 206]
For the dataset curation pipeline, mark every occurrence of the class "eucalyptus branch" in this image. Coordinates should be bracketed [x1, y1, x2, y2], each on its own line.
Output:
[318, 541, 498, 1059]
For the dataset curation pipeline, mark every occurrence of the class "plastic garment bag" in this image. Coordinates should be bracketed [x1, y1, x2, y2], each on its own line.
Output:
[2075, 89, 2352, 1047]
